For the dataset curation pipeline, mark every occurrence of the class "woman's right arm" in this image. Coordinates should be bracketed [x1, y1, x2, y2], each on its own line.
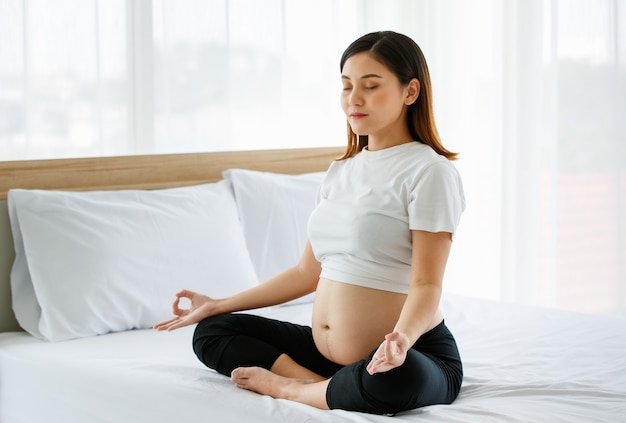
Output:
[153, 241, 321, 332]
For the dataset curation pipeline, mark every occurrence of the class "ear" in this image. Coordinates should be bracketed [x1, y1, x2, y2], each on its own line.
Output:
[404, 78, 420, 105]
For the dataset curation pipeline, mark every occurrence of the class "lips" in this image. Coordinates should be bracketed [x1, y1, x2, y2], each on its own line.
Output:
[349, 112, 367, 119]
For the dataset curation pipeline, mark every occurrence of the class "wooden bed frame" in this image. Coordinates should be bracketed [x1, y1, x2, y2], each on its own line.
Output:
[0, 146, 343, 332]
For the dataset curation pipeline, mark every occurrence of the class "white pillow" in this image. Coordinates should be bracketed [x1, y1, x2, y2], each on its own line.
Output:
[223, 169, 325, 305]
[8, 182, 258, 341]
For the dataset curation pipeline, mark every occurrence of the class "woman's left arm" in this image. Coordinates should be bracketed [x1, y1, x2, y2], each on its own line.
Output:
[367, 229, 452, 375]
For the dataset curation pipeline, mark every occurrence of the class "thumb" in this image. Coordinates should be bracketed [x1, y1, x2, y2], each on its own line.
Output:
[385, 332, 399, 341]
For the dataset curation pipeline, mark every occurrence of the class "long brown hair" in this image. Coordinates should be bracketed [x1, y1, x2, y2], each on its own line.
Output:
[337, 31, 457, 161]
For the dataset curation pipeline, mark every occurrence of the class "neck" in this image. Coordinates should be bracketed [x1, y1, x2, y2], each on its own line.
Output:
[365, 114, 413, 151]
[366, 132, 413, 151]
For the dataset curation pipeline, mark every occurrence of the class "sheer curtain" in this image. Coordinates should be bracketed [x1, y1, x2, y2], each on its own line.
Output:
[0, 0, 360, 159]
[404, 0, 625, 315]
[0, 0, 624, 314]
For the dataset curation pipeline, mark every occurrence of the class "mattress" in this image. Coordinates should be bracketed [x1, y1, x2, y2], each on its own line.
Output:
[1, 294, 625, 423]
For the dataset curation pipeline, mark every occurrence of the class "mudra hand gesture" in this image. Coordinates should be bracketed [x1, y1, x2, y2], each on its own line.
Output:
[153, 290, 216, 332]
[366, 332, 411, 375]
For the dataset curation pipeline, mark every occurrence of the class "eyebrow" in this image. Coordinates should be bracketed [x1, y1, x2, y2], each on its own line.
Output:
[341, 73, 383, 80]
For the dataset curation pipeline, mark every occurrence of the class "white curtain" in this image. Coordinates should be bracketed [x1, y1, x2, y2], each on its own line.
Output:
[408, 0, 626, 315]
[0, 0, 361, 158]
[0, 0, 624, 314]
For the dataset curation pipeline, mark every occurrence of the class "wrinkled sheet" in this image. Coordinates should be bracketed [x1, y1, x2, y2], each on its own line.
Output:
[1, 294, 625, 423]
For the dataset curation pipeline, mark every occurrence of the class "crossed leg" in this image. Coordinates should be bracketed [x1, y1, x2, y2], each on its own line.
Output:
[197, 314, 462, 414]
[193, 314, 337, 409]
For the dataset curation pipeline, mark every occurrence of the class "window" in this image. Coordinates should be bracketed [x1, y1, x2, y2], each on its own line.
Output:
[0, 0, 361, 160]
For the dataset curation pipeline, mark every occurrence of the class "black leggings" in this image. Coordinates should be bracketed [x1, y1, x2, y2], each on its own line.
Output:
[192, 313, 463, 415]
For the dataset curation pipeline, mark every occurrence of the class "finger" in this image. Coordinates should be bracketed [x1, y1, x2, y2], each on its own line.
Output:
[389, 340, 401, 358]
[176, 289, 195, 299]
[385, 333, 405, 357]
[157, 320, 183, 332]
[384, 338, 394, 360]
[153, 316, 180, 331]
[368, 358, 390, 375]
[385, 332, 401, 347]
[366, 359, 379, 375]
[172, 296, 182, 316]
[154, 316, 179, 328]
[165, 319, 189, 332]
[367, 343, 387, 375]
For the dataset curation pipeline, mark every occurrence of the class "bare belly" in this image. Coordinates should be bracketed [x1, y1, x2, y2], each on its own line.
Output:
[311, 278, 443, 365]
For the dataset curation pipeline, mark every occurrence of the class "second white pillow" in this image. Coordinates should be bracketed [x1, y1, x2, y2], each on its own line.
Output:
[223, 169, 325, 305]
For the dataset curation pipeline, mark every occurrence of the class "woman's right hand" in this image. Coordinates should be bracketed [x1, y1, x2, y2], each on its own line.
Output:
[153, 289, 219, 332]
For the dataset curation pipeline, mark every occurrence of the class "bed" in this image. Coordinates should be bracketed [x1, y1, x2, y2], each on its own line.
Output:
[1, 147, 625, 423]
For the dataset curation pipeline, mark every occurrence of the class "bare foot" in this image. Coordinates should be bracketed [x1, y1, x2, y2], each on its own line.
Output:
[231, 367, 299, 399]
[230, 367, 330, 409]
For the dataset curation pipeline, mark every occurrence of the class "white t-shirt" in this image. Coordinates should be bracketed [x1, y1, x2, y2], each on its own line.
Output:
[307, 141, 465, 294]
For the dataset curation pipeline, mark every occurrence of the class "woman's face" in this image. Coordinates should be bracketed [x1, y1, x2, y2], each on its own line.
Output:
[340, 52, 417, 145]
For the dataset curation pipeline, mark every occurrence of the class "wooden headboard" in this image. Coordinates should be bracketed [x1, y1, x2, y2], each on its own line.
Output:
[0, 146, 343, 332]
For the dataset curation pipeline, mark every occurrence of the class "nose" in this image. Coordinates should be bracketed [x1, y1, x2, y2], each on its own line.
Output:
[348, 87, 364, 106]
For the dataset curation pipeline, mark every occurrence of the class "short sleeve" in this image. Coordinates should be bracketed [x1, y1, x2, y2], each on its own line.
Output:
[407, 161, 465, 236]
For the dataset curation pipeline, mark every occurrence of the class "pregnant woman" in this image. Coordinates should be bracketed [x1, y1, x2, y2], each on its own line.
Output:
[155, 30, 465, 415]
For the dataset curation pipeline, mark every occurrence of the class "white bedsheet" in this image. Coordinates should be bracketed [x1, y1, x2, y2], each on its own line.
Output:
[1, 294, 625, 423]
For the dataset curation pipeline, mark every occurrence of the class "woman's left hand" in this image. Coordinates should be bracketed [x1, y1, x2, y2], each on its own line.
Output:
[366, 332, 412, 375]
